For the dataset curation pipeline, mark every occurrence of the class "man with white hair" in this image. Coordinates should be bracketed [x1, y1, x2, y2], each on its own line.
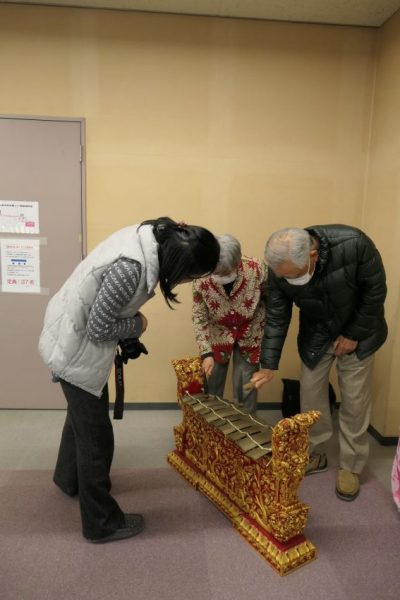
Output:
[251, 225, 387, 501]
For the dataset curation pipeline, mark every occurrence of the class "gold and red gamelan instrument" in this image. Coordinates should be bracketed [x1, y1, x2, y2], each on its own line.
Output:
[168, 357, 320, 576]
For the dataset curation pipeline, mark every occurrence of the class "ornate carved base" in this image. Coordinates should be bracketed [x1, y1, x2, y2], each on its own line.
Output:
[167, 449, 316, 576]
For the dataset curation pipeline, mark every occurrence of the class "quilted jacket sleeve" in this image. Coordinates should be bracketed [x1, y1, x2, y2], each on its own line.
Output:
[342, 233, 387, 341]
[259, 269, 293, 370]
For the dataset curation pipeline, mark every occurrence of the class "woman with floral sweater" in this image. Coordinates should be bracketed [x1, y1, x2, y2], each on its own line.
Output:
[192, 234, 266, 414]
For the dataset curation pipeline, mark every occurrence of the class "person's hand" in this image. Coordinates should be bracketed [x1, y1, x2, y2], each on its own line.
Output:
[137, 312, 148, 333]
[202, 356, 214, 377]
[333, 335, 358, 356]
[250, 368, 275, 389]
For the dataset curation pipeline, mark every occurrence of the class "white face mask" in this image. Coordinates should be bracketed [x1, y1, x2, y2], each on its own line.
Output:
[211, 272, 237, 285]
[284, 257, 315, 286]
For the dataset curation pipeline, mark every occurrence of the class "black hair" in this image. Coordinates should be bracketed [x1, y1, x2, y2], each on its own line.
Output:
[140, 217, 220, 307]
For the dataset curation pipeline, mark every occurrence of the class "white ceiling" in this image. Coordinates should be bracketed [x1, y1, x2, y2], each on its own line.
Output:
[3, 0, 400, 27]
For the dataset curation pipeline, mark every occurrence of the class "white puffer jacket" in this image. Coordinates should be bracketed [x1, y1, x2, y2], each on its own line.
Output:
[38, 224, 159, 397]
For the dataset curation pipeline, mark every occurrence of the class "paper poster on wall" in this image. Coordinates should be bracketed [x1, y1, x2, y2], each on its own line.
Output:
[0, 239, 41, 293]
[0, 200, 40, 234]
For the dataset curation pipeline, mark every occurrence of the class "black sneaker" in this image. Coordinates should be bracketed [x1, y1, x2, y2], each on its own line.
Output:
[88, 514, 144, 544]
[53, 479, 78, 497]
[305, 453, 328, 476]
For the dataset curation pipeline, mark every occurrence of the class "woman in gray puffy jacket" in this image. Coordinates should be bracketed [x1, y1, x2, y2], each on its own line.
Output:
[39, 217, 220, 543]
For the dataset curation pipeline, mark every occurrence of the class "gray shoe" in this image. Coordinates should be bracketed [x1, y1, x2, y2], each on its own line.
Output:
[305, 453, 328, 476]
[88, 513, 144, 544]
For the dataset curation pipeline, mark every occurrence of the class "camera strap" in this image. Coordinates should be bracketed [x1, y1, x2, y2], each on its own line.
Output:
[114, 349, 125, 420]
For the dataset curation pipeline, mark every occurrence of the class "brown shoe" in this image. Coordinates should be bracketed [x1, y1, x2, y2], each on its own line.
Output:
[336, 469, 360, 501]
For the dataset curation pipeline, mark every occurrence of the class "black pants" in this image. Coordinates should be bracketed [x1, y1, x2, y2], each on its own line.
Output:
[53, 379, 125, 540]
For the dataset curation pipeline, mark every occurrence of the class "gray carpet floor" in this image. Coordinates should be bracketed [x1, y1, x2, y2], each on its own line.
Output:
[0, 465, 399, 600]
[0, 409, 395, 493]
[0, 409, 398, 600]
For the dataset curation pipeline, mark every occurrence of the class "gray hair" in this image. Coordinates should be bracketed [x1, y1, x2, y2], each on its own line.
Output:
[265, 228, 312, 269]
[215, 234, 242, 274]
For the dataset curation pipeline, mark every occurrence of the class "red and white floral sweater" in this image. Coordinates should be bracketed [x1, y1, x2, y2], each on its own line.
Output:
[192, 257, 266, 365]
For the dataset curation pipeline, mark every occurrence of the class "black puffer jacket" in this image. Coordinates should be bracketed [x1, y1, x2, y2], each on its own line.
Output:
[260, 224, 387, 370]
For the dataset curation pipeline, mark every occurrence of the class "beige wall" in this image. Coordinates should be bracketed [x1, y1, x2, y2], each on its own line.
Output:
[1, 4, 395, 435]
[364, 9, 400, 437]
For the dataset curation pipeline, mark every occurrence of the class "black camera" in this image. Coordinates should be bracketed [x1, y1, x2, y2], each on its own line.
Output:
[118, 338, 148, 364]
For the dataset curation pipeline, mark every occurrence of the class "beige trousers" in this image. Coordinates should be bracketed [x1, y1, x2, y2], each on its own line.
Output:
[300, 346, 375, 474]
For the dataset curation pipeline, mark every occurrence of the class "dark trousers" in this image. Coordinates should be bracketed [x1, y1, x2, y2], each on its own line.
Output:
[54, 379, 125, 540]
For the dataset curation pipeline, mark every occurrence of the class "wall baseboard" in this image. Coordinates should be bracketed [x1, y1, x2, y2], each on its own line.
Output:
[368, 425, 398, 446]
[111, 402, 283, 411]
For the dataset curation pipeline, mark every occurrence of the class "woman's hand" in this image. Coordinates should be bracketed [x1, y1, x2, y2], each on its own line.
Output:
[202, 356, 214, 377]
[250, 368, 275, 389]
[137, 312, 148, 333]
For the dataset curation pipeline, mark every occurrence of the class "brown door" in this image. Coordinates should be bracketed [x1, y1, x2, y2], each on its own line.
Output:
[0, 116, 84, 408]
